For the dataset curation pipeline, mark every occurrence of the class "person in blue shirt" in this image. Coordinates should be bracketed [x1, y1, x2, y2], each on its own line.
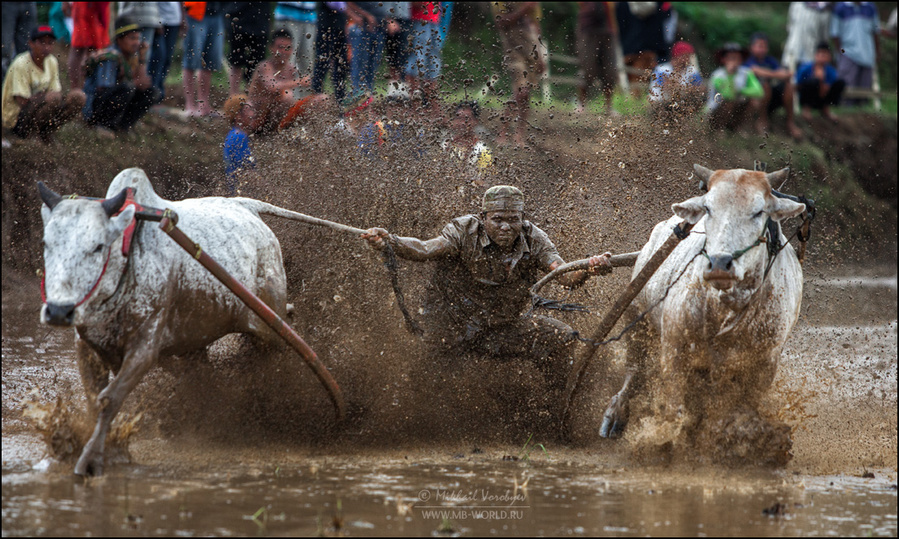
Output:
[82, 15, 161, 134]
[744, 32, 803, 139]
[830, 2, 880, 106]
[796, 42, 845, 121]
[223, 94, 258, 195]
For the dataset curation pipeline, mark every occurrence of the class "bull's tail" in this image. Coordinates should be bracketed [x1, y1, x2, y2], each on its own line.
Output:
[234, 198, 367, 236]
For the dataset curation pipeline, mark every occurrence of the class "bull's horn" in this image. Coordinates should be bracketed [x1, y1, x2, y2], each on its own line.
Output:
[38, 181, 63, 210]
[693, 164, 713, 191]
[101, 188, 128, 217]
[766, 167, 790, 187]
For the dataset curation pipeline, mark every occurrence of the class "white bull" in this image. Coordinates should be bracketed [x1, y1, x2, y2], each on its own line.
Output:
[39, 168, 306, 476]
[600, 165, 805, 463]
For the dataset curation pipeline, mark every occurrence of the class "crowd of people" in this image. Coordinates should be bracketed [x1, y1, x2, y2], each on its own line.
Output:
[1, 3, 894, 154]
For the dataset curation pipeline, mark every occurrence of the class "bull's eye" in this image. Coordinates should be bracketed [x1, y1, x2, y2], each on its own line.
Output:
[754, 210, 765, 219]
[93, 244, 104, 255]
[703, 205, 711, 217]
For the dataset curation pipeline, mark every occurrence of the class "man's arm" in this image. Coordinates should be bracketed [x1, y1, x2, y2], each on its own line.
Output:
[361, 227, 456, 261]
[552, 253, 613, 289]
[133, 42, 152, 90]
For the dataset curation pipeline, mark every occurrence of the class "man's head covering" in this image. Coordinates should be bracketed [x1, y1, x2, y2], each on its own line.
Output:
[114, 15, 140, 37]
[715, 42, 748, 65]
[482, 185, 524, 212]
[750, 32, 769, 45]
[30, 25, 56, 41]
[671, 41, 695, 59]
[815, 41, 832, 53]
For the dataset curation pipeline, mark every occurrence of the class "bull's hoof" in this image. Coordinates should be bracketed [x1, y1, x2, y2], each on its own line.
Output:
[599, 396, 628, 438]
[74, 451, 104, 477]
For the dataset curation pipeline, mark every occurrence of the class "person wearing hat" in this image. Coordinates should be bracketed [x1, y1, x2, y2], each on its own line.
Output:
[1, 25, 86, 143]
[706, 42, 764, 131]
[81, 15, 161, 135]
[648, 40, 705, 116]
[361, 186, 613, 396]
[744, 32, 803, 139]
[795, 42, 845, 121]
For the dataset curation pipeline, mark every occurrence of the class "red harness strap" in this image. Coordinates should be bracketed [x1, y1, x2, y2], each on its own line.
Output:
[40, 188, 140, 305]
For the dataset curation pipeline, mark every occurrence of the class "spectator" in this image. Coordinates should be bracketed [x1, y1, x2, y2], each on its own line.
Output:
[248, 28, 306, 133]
[67, 2, 111, 90]
[830, 1, 879, 106]
[884, 7, 897, 39]
[744, 32, 803, 139]
[2, 2, 37, 81]
[615, 1, 665, 98]
[492, 2, 545, 147]
[117, 3, 160, 53]
[2, 26, 85, 143]
[346, 2, 405, 95]
[274, 1, 318, 94]
[405, 2, 442, 108]
[182, 2, 225, 117]
[311, 2, 350, 103]
[796, 42, 845, 121]
[442, 101, 494, 173]
[147, 2, 182, 100]
[48, 2, 72, 46]
[438, 1, 453, 49]
[226, 2, 272, 96]
[82, 15, 161, 135]
[649, 40, 704, 116]
[223, 93, 256, 194]
[706, 42, 764, 131]
[782, 2, 832, 72]
[383, 2, 412, 93]
[575, 2, 617, 115]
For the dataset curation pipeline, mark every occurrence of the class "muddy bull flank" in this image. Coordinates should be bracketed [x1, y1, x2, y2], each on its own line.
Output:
[38, 168, 344, 476]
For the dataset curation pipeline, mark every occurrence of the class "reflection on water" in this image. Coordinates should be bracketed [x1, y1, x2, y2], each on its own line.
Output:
[2, 458, 898, 536]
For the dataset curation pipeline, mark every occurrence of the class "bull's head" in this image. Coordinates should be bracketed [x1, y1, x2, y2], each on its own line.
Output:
[38, 182, 135, 326]
[673, 165, 805, 291]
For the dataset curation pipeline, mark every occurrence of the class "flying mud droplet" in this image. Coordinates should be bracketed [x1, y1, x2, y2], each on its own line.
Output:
[333, 295, 343, 303]
[618, 162, 625, 169]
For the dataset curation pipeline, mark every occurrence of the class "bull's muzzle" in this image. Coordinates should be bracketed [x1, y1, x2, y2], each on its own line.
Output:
[42, 302, 76, 326]
[704, 254, 736, 290]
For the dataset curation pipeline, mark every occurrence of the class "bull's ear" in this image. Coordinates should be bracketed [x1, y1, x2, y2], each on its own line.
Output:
[672, 195, 707, 224]
[768, 196, 805, 222]
[693, 164, 714, 191]
[107, 205, 135, 240]
[766, 167, 790, 188]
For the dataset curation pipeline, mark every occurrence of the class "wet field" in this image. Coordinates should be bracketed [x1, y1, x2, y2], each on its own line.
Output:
[2, 268, 897, 536]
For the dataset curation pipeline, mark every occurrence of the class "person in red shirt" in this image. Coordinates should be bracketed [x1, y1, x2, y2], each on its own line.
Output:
[66, 1, 111, 90]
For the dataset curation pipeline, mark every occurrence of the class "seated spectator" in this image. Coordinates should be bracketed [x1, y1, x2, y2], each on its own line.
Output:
[223, 94, 257, 195]
[649, 40, 705, 116]
[441, 101, 493, 172]
[248, 29, 308, 133]
[2, 26, 85, 143]
[82, 16, 161, 135]
[356, 95, 416, 156]
[706, 42, 764, 131]
[278, 93, 338, 132]
[796, 42, 845, 122]
[744, 32, 802, 138]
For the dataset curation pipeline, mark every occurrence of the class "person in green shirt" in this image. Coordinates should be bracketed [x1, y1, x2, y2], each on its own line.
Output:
[706, 42, 764, 131]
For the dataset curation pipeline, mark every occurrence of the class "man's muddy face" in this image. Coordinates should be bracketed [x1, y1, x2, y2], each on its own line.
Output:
[484, 210, 523, 249]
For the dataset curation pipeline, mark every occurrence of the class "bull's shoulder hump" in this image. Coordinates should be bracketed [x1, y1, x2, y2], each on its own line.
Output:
[105, 168, 168, 207]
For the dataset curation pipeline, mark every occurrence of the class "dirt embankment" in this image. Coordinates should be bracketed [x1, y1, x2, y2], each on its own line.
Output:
[2, 109, 896, 453]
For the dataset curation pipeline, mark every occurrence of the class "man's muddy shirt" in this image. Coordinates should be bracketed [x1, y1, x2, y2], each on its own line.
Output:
[423, 214, 562, 327]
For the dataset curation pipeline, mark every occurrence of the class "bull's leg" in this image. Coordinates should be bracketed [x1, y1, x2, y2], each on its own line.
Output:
[600, 314, 652, 438]
[75, 334, 110, 423]
[75, 332, 160, 477]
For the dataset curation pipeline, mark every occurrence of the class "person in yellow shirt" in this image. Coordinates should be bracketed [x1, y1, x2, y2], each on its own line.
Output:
[1, 26, 85, 143]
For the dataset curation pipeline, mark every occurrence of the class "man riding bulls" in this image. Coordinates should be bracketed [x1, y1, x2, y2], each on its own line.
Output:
[362, 186, 612, 394]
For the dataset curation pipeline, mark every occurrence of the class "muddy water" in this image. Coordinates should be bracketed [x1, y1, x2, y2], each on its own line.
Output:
[2, 270, 897, 536]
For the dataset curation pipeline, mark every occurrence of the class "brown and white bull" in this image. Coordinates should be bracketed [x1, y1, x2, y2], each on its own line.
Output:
[40, 168, 304, 476]
[600, 165, 805, 463]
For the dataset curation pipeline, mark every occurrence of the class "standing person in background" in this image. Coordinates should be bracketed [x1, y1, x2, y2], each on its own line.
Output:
[575, 2, 617, 115]
[48, 2, 72, 46]
[744, 32, 803, 138]
[182, 2, 225, 117]
[2, 2, 38, 81]
[830, 1, 879, 106]
[311, 2, 349, 104]
[492, 1, 544, 148]
[383, 2, 412, 95]
[782, 2, 832, 72]
[405, 2, 442, 108]
[437, 1, 453, 50]
[67, 2, 111, 90]
[274, 2, 318, 97]
[117, 2, 160, 53]
[2, 26, 85, 143]
[345, 3, 406, 96]
[615, 1, 665, 98]
[147, 2, 182, 100]
[226, 2, 271, 96]
[82, 15, 161, 134]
